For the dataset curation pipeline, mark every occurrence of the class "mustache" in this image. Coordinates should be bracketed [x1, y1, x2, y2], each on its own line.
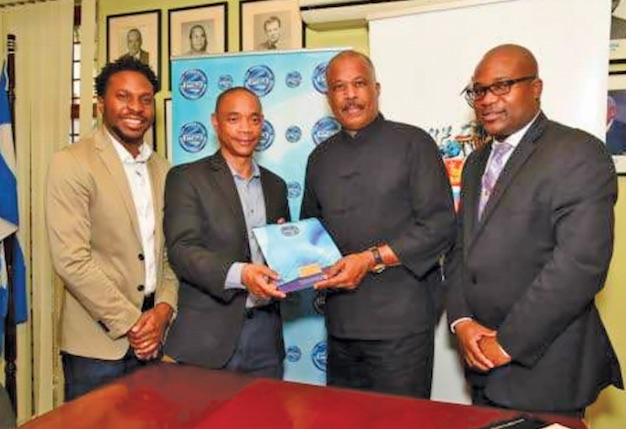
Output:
[340, 99, 365, 112]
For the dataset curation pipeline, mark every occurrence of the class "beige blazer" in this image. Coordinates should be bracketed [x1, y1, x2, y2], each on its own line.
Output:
[46, 127, 178, 360]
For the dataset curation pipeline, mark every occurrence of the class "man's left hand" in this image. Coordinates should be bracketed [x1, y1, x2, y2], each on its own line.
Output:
[314, 252, 372, 290]
[478, 336, 512, 367]
[128, 303, 173, 360]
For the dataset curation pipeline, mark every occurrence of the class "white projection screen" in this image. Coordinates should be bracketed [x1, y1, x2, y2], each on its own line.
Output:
[369, 0, 610, 404]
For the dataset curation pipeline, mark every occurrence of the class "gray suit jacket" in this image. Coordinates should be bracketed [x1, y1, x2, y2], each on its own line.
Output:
[447, 112, 623, 411]
[163, 151, 289, 368]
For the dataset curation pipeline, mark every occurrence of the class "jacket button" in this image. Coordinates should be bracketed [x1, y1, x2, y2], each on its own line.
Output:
[471, 275, 477, 284]
[137, 284, 145, 292]
[138, 253, 144, 261]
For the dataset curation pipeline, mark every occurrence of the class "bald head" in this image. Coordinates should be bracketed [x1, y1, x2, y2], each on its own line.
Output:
[471, 44, 543, 140]
[326, 50, 377, 83]
[475, 44, 539, 81]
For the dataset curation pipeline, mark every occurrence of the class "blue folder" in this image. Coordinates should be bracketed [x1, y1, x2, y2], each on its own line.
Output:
[253, 218, 342, 293]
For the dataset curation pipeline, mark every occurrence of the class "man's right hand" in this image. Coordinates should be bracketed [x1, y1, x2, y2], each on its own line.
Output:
[454, 319, 497, 372]
[242, 263, 286, 299]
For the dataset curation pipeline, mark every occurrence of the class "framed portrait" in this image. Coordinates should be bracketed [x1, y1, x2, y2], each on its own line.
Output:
[240, 0, 303, 51]
[168, 3, 228, 58]
[164, 98, 172, 161]
[607, 71, 626, 173]
[107, 10, 161, 79]
[611, 0, 626, 61]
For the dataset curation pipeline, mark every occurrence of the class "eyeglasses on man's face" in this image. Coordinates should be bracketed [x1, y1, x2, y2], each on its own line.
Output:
[462, 76, 536, 106]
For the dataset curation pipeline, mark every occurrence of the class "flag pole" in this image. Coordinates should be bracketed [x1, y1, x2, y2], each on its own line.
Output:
[4, 33, 18, 415]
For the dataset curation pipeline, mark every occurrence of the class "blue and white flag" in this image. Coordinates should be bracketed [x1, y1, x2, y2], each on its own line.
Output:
[0, 61, 28, 355]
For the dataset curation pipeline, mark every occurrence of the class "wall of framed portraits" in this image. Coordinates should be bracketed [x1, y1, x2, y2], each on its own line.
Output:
[97, 0, 367, 160]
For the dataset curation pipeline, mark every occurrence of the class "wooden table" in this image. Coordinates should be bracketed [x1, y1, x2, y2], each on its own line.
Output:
[21, 363, 587, 429]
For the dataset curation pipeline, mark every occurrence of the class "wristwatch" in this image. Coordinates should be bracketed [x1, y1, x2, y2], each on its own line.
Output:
[369, 246, 386, 274]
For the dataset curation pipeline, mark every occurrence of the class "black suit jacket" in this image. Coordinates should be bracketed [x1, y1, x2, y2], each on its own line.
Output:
[163, 151, 289, 368]
[606, 119, 626, 155]
[447, 112, 623, 411]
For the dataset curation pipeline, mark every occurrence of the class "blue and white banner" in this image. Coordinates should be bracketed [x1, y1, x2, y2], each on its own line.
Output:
[171, 49, 343, 384]
[0, 62, 28, 355]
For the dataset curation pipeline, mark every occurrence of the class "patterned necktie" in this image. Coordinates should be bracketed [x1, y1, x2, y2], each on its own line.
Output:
[478, 141, 513, 220]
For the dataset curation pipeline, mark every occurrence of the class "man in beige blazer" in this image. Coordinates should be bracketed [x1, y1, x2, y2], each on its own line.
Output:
[46, 57, 177, 401]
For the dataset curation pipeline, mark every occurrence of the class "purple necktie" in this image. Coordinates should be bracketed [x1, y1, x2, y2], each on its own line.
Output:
[478, 141, 513, 220]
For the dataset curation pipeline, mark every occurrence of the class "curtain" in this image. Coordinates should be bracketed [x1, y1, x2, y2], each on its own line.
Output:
[0, 0, 74, 421]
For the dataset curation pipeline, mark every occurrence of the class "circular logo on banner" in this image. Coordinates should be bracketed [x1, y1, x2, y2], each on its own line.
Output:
[312, 117, 341, 146]
[256, 120, 275, 152]
[286, 346, 302, 363]
[312, 62, 329, 94]
[218, 74, 234, 91]
[311, 341, 327, 372]
[285, 125, 302, 143]
[280, 224, 300, 237]
[285, 71, 302, 88]
[178, 122, 208, 153]
[179, 69, 208, 100]
[244, 65, 275, 97]
[287, 182, 302, 200]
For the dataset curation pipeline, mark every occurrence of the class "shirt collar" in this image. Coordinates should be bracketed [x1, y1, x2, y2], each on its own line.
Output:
[107, 129, 153, 163]
[226, 159, 260, 181]
[495, 111, 541, 149]
[340, 113, 385, 141]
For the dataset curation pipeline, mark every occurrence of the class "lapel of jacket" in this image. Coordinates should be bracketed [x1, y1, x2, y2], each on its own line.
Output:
[94, 127, 142, 245]
[206, 151, 248, 237]
[463, 145, 490, 256]
[260, 168, 280, 223]
[469, 112, 548, 247]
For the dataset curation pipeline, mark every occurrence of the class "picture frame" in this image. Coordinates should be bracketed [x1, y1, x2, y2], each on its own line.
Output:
[168, 3, 228, 58]
[107, 10, 161, 79]
[240, 0, 303, 51]
[611, 0, 626, 61]
[164, 98, 172, 161]
[607, 71, 626, 174]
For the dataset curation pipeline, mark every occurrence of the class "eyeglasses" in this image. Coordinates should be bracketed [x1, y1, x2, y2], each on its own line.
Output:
[462, 76, 536, 106]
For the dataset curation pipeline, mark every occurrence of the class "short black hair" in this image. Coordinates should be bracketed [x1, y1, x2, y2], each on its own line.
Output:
[95, 56, 159, 97]
[214, 87, 260, 113]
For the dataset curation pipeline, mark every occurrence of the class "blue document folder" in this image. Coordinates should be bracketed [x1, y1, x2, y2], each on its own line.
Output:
[253, 218, 342, 293]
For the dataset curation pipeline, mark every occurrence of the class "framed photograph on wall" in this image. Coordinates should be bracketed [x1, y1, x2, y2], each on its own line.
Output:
[607, 71, 626, 173]
[240, 0, 303, 51]
[107, 10, 161, 78]
[611, 0, 626, 61]
[169, 3, 228, 58]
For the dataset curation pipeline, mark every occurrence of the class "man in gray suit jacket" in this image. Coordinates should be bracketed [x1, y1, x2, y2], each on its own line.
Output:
[163, 87, 289, 378]
[447, 44, 623, 416]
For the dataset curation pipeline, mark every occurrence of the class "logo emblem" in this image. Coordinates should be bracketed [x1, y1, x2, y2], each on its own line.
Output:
[178, 69, 208, 100]
[280, 224, 300, 237]
[256, 120, 275, 152]
[286, 346, 302, 363]
[312, 62, 329, 94]
[311, 116, 341, 146]
[244, 65, 275, 97]
[311, 341, 327, 372]
[287, 182, 302, 199]
[285, 125, 302, 143]
[286, 71, 302, 88]
[178, 121, 208, 153]
[218, 74, 234, 91]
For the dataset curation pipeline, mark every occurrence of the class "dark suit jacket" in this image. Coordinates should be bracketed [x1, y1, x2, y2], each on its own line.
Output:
[163, 151, 289, 369]
[447, 112, 623, 411]
[606, 119, 626, 155]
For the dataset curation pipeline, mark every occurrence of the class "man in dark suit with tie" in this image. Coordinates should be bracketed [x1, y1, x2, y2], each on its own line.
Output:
[606, 95, 626, 155]
[163, 87, 289, 378]
[447, 44, 623, 416]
